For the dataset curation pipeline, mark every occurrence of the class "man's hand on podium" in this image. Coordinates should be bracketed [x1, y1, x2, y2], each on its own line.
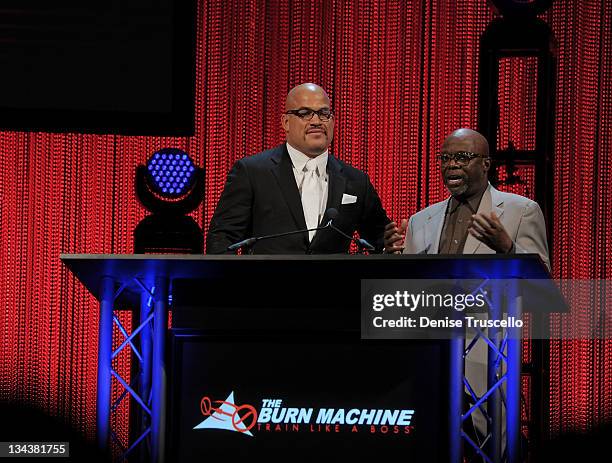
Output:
[383, 219, 407, 254]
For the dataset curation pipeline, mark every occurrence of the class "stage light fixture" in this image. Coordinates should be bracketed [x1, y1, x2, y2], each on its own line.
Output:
[134, 148, 204, 254]
[146, 151, 196, 197]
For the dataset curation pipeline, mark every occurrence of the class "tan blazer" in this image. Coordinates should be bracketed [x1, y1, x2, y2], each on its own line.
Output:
[403, 184, 550, 270]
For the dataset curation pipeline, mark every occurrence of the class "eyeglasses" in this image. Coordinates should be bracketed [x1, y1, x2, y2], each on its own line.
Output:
[285, 108, 334, 121]
[436, 151, 489, 166]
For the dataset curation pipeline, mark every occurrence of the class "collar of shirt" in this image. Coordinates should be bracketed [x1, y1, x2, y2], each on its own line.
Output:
[286, 142, 328, 176]
[448, 188, 486, 215]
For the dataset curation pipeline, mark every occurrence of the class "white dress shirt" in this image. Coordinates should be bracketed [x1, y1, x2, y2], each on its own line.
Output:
[286, 142, 329, 240]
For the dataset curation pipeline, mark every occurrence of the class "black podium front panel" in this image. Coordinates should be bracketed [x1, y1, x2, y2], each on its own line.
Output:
[168, 331, 448, 461]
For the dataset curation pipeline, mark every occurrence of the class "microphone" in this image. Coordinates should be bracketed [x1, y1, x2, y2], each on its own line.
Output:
[226, 237, 257, 252]
[226, 210, 337, 252]
[325, 208, 375, 252]
[226, 208, 376, 253]
[326, 207, 339, 220]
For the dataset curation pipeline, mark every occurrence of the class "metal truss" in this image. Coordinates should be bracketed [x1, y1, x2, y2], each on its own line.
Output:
[97, 275, 169, 463]
[460, 279, 522, 463]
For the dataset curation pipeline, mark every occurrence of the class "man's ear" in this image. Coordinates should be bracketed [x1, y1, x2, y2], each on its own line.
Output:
[483, 156, 491, 172]
[281, 113, 289, 133]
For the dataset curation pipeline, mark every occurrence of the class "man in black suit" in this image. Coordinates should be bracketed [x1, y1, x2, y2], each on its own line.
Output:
[206, 83, 390, 254]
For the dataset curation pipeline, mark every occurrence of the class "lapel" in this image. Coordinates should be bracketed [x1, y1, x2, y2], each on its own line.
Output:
[309, 154, 346, 249]
[269, 145, 308, 245]
[427, 200, 448, 254]
[463, 183, 504, 254]
[323, 154, 346, 218]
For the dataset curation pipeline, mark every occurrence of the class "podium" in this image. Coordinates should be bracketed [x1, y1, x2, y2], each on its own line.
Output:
[61, 253, 556, 462]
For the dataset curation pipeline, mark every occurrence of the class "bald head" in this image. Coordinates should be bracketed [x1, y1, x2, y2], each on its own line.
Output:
[440, 128, 491, 198]
[443, 128, 489, 157]
[285, 83, 330, 110]
[282, 83, 334, 157]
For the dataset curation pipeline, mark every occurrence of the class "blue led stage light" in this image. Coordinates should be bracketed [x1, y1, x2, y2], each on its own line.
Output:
[146, 149, 197, 197]
[135, 148, 205, 254]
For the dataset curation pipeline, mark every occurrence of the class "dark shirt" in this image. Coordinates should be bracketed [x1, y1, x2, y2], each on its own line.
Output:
[438, 190, 485, 254]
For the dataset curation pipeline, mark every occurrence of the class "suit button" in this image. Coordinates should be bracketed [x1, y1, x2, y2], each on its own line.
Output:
[306, 249, 313, 255]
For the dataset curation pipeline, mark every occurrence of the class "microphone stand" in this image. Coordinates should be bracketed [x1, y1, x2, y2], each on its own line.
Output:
[327, 223, 375, 253]
[227, 212, 376, 254]
[227, 220, 334, 252]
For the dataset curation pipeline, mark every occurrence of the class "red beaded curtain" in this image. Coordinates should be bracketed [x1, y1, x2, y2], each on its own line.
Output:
[0, 0, 609, 446]
[545, 0, 612, 433]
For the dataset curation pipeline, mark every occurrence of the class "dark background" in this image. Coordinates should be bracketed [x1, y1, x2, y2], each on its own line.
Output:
[0, 1, 194, 134]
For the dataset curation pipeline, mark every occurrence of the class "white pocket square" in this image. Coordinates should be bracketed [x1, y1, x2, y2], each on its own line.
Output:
[341, 193, 357, 204]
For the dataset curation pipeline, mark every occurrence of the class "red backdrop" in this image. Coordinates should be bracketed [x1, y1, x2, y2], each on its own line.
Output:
[0, 0, 610, 447]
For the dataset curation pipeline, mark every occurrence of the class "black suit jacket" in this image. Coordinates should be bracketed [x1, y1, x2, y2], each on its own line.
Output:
[206, 144, 390, 254]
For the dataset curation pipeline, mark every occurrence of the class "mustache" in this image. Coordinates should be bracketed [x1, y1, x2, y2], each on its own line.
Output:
[444, 172, 466, 179]
[306, 126, 327, 134]
[443, 167, 466, 177]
